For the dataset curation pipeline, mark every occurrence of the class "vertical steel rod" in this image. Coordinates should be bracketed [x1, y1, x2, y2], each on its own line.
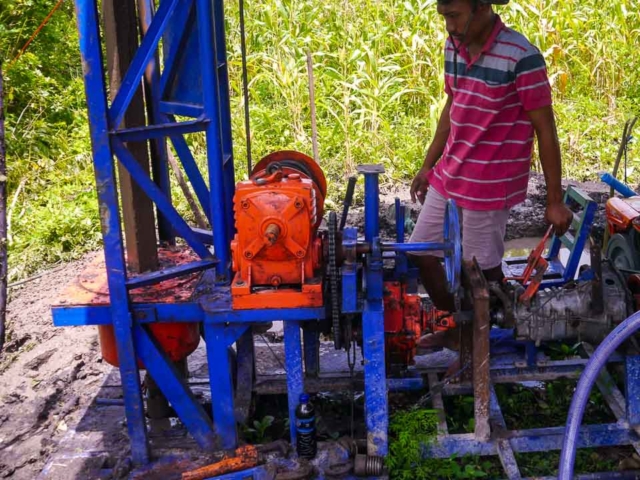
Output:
[284, 321, 304, 445]
[196, 0, 230, 279]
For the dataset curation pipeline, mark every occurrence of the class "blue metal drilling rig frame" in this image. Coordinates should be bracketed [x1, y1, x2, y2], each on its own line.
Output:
[50, 0, 640, 478]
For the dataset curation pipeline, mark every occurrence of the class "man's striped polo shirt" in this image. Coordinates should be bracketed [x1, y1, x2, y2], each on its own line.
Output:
[427, 15, 552, 211]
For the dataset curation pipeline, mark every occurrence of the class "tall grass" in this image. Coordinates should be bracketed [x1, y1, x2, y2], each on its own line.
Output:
[2, 0, 640, 280]
[224, 0, 640, 184]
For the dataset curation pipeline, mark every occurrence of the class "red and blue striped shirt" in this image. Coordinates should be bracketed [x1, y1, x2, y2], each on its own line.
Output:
[428, 16, 552, 210]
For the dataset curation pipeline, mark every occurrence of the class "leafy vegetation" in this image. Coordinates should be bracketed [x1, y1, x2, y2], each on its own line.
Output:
[1, 0, 639, 280]
[388, 408, 501, 479]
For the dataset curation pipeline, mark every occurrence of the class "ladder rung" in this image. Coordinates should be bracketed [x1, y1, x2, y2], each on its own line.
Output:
[571, 212, 582, 231]
[560, 231, 575, 248]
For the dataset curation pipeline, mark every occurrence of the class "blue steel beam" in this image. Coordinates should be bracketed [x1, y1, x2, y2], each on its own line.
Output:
[125, 259, 216, 289]
[191, 227, 214, 245]
[138, 0, 173, 243]
[133, 324, 216, 450]
[196, 0, 231, 280]
[204, 323, 249, 449]
[108, 0, 182, 129]
[52, 303, 204, 327]
[168, 126, 212, 222]
[212, 0, 236, 246]
[52, 302, 324, 326]
[112, 137, 211, 258]
[159, 0, 196, 100]
[113, 117, 209, 142]
[626, 355, 640, 427]
[424, 423, 639, 458]
[489, 386, 522, 480]
[382, 242, 450, 252]
[362, 301, 388, 456]
[284, 321, 304, 445]
[361, 164, 389, 456]
[159, 101, 204, 118]
[74, 0, 148, 464]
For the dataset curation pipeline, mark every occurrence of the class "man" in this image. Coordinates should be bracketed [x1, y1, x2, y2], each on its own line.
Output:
[410, 0, 573, 344]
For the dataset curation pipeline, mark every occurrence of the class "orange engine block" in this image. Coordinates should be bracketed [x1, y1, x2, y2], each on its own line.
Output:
[231, 151, 325, 309]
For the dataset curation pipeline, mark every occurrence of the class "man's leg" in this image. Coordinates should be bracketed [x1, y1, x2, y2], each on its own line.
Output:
[462, 208, 510, 277]
[410, 255, 455, 311]
[416, 205, 510, 355]
[407, 188, 455, 311]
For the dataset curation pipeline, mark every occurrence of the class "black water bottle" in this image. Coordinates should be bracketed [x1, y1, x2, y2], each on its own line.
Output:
[295, 393, 317, 459]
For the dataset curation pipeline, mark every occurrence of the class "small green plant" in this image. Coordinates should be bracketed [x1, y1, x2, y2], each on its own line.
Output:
[387, 409, 496, 479]
[546, 342, 581, 360]
[242, 415, 274, 443]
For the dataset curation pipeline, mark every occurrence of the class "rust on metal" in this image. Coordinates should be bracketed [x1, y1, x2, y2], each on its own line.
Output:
[181, 445, 259, 480]
[464, 259, 491, 442]
[53, 246, 201, 306]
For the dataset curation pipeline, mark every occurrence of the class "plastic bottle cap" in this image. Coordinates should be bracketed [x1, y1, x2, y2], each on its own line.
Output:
[299, 393, 309, 403]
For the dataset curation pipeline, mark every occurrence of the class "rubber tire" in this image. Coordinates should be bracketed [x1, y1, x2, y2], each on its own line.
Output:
[607, 233, 640, 271]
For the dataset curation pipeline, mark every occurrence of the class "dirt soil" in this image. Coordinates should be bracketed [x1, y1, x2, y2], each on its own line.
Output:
[0, 176, 612, 479]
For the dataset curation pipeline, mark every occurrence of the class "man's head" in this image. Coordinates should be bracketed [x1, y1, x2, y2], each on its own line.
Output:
[437, 0, 505, 45]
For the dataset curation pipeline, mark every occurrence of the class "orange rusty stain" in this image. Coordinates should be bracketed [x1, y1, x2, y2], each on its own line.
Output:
[181, 445, 259, 480]
[53, 246, 202, 307]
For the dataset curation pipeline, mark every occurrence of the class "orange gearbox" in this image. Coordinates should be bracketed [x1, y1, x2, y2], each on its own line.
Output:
[230, 151, 325, 309]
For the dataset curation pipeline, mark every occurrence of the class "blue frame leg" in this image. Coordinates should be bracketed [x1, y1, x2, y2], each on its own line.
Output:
[204, 323, 248, 449]
[626, 355, 640, 427]
[284, 321, 304, 446]
[74, 0, 149, 465]
[133, 324, 216, 450]
[362, 301, 389, 456]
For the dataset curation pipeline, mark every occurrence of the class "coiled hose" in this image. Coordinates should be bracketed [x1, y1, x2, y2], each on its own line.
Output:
[558, 310, 640, 480]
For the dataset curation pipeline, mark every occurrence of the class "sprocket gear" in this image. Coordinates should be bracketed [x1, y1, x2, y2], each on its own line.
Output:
[326, 211, 342, 350]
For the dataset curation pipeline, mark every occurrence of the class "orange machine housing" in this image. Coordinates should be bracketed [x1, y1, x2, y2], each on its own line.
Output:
[384, 281, 424, 368]
[606, 196, 640, 235]
[231, 152, 325, 309]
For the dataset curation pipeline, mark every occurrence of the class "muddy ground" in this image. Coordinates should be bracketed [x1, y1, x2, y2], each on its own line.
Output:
[0, 176, 612, 479]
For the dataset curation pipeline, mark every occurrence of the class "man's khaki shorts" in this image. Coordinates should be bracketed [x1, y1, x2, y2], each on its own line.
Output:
[408, 188, 510, 270]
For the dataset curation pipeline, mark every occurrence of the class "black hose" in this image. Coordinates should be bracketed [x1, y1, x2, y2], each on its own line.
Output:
[339, 176, 357, 231]
[0, 64, 7, 353]
[239, 0, 252, 174]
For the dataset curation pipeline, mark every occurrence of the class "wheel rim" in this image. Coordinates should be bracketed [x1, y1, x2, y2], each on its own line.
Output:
[443, 199, 462, 294]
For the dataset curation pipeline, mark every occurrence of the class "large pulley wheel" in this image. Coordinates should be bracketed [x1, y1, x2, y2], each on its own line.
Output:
[252, 151, 327, 229]
[326, 211, 343, 349]
[443, 199, 462, 293]
[607, 232, 640, 271]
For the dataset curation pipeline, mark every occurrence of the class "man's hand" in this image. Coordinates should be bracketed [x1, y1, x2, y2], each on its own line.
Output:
[545, 201, 573, 236]
[410, 168, 430, 204]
